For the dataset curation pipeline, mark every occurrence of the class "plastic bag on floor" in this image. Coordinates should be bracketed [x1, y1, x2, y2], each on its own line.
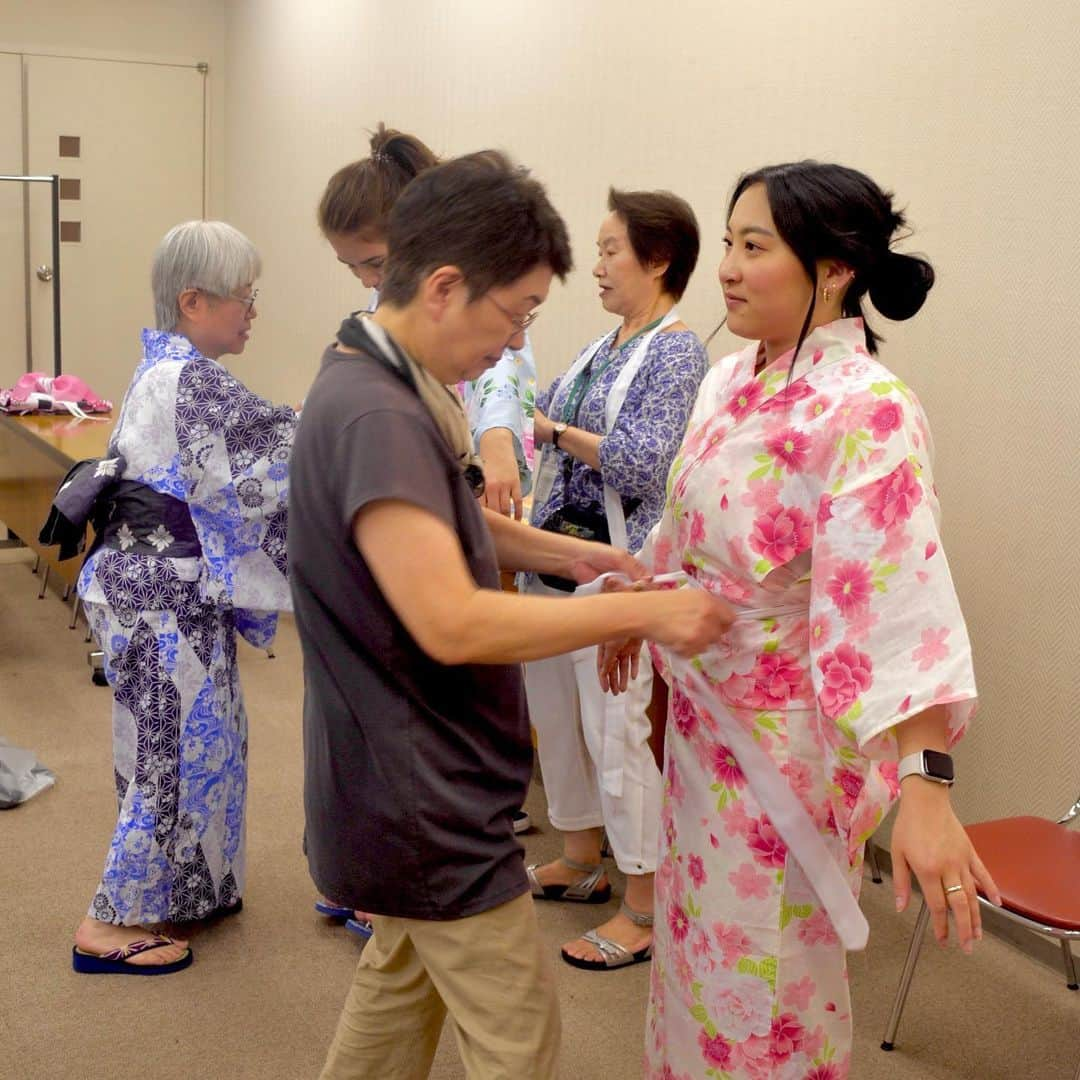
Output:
[0, 737, 56, 808]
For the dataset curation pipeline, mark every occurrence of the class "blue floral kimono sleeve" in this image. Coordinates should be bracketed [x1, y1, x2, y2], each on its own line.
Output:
[174, 357, 297, 646]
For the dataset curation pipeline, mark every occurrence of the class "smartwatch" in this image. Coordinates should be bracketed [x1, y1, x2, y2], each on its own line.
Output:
[552, 422, 568, 448]
[897, 749, 955, 787]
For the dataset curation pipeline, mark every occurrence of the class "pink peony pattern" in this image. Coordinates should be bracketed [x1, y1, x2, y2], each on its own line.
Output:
[816, 643, 873, 720]
[861, 458, 923, 530]
[643, 319, 975, 1078]
[745, 649, 806, 710]
[749, 503, 813, 567]
[746, 815, 788, 868]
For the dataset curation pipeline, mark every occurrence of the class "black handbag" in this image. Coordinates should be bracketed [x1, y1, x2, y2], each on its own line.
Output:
[537, 503, 610, 591]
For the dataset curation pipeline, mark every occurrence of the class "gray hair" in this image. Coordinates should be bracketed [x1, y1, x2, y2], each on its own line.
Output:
[152, 220, 261, 331]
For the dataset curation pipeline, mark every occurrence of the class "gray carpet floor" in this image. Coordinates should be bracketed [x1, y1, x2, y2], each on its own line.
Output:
[1, 554, 1077, 1079]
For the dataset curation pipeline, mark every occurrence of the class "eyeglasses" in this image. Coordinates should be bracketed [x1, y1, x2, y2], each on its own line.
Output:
[483, 293, 539, 332]
[229, 288, 258, 313]
[198, 287, 258, 312]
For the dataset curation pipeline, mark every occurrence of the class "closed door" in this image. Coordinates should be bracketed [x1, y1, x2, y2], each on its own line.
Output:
[25, 54, 204, 408]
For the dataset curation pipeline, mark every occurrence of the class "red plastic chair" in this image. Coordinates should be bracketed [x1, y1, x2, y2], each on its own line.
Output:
[881, 794, 1080, 1072]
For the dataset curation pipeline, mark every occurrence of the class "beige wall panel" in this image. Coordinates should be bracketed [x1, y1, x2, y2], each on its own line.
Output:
[222, 0, 1079, 828]
[0, 52, 26, 389]
[25, 55, 204, 408]
[0, 0, 226, 216]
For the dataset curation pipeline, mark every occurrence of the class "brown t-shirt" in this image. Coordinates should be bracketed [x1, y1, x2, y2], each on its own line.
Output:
[289, 330, 531, 920]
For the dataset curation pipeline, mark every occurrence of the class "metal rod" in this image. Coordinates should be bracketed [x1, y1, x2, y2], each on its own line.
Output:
[3, 174, 63, 375]
[880, 900, 932, 1050]
[50, 174, 61, 377]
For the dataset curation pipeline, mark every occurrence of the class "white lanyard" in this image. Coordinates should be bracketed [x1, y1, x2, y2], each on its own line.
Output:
[673, 659, 869, 952]
[531, 309, 680, 551]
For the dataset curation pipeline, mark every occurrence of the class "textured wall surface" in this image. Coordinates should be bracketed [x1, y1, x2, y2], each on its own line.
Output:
[215, 0, 1080, 827]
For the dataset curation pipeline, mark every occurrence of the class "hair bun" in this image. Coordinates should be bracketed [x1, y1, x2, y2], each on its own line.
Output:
[868, 251, 935, 321]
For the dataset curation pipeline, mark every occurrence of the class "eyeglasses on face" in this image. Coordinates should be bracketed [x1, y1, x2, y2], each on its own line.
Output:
[483, 292, 539, 332]
[229, 288, 259, 312]
[198, 286, 258, 312]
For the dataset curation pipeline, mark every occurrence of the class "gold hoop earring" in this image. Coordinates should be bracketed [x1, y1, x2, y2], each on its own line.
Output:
[822, 285, 832, 306]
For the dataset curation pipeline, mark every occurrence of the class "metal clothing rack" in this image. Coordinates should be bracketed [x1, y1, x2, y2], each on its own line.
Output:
[0, 173, 61, 377]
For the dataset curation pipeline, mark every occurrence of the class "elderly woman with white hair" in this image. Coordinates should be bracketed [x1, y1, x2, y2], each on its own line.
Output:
[68, 220, 296, 974]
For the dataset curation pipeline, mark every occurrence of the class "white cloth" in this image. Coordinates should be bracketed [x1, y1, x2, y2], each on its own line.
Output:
[523, 578, 660, 874]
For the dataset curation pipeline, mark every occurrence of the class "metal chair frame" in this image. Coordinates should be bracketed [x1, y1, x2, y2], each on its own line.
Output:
[881, 792, 1080, 1072]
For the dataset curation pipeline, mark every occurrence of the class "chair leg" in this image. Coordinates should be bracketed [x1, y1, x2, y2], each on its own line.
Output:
[265, 647, 275, 660]
[881, 900, 932, 1051]
[865, 839, 883, 884]
[31, 554, 40, 574]
[68, 594, 81, 630]
[37, 564, 50, 599]
[1062, 939, 1078, 990]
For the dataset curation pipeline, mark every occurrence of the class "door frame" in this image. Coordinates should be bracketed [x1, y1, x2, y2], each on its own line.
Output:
[0, 43, 209, 375]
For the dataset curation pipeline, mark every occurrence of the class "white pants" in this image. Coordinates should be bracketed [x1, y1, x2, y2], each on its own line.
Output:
[523, 578, 661, 875]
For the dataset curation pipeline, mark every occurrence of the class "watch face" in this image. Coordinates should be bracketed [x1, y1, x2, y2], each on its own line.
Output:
[923, 749, 955, 782]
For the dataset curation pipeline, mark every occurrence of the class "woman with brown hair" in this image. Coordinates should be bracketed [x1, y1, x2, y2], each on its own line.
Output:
[319, 124, 539, 520]
[524, 188, 709, 971]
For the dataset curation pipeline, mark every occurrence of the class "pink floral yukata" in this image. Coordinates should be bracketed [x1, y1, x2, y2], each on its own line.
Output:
[642, 318, 976, 1079]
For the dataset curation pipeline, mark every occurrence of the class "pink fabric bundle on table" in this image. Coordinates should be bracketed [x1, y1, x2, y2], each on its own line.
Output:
[0, 373, 112, 417]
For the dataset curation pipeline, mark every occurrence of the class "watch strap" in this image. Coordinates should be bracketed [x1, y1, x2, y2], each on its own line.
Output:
[897, 749, 955, 786]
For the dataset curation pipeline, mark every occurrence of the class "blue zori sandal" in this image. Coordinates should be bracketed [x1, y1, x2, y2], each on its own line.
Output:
[314, 899, 355, 919]
[345, 917, 374, 939]
[72, 933, 193, 975]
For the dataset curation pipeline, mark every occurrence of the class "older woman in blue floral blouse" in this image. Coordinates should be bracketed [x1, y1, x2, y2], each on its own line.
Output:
[526, 188, 708, 971]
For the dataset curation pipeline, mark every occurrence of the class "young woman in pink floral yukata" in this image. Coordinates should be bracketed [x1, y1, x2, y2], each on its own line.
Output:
[600, 161, 1002, 1079]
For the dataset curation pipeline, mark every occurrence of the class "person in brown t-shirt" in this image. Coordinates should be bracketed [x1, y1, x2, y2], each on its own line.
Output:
[289, 151, 733, 1080]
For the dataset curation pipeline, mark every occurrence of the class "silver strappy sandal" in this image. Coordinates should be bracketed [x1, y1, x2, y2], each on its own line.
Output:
[526, 856, 612, 905]
[560, 901, 654, 970]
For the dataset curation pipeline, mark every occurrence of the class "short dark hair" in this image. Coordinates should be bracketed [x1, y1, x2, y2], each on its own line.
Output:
[729, 161, 934, 354]
[607, 188, 700, 301]
[317, 122, 439, 238]
[379, 151, 573, 307]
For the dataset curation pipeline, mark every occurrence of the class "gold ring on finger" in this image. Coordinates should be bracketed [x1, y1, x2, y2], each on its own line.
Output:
[944, 884, 964, 894]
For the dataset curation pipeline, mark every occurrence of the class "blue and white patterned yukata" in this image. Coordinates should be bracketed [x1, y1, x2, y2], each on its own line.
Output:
[533, 329, 708, 553]
[78, 330, 296, 925]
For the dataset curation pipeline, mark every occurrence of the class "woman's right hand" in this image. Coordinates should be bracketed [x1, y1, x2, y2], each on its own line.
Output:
[644, 586, 735, 657]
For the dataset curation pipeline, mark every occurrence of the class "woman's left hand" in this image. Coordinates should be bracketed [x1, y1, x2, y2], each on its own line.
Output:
[564, 540, 646, 588]
[890, 779, 1002, 953]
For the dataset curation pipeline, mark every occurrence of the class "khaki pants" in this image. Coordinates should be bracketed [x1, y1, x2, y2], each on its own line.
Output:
[319, 892, 560, 1080]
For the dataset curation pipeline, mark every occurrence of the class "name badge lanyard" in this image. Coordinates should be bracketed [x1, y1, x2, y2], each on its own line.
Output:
[530, 309, 679, 543]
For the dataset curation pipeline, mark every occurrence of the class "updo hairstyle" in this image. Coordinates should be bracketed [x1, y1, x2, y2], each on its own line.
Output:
[729, 161, 934, 356]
